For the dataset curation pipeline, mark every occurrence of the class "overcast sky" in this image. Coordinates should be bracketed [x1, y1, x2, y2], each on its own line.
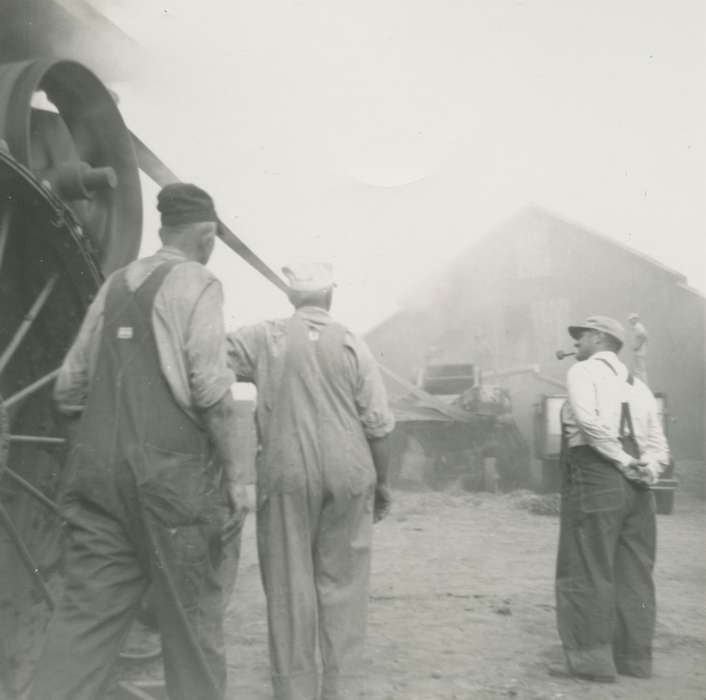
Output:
[94, 0, 705, 333]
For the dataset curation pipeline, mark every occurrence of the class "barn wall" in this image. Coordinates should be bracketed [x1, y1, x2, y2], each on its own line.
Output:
[367, 209, 705, 470]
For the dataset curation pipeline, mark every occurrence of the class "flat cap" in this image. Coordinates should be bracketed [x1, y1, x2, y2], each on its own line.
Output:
[282, 262, 335, 293]
[157, 183, 218, 227]
[568, 315, 625, 347]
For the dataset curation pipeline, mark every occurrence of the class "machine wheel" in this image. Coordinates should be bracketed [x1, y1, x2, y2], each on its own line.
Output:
[0, 59, 142, 274]
[0, 58, 142, 698]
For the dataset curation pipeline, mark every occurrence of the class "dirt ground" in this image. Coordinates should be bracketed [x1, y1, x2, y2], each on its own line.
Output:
[223, 486, 706, 700]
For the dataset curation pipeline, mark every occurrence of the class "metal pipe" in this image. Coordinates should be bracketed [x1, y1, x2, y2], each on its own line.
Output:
[116, 681, 162, 700]
[2, 467, 77, 527]
[0, 274, 59, 376]
[4, 368, 60, 409]
[555, 350, 576, 360]
[0, 205, 11, 272]
[9, 434, 67, 445]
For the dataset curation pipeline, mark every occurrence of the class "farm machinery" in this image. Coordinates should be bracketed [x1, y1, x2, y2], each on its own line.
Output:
[386, 362, 531, 492]
[0, 7, 282, 696]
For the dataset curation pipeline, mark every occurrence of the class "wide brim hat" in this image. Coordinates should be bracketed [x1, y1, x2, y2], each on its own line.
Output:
[568, 315, 625, 347]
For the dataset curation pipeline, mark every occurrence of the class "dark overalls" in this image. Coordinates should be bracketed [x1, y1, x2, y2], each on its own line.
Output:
[555, 369, 657, 679]
[30, 262, 227, 700]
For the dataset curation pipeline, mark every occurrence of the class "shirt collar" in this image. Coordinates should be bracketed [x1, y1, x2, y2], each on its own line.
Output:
[593, 350, 619, 362]
[295, 305, 332, 326]
[157, 245, 190, 261]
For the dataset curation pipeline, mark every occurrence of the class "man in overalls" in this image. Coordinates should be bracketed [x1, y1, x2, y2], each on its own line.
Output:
[227, 263, 395, 700]
[30, 184, 249, 700]
[553, 315, 669, 683]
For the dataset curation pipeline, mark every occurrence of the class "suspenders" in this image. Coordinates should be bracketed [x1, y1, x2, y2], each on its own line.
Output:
[594, 357, 640, 458]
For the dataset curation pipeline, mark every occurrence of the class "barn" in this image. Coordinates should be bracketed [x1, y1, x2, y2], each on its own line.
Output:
[365, 206, 705, 488]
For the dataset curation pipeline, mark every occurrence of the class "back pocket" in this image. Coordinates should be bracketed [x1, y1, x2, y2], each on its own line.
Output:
[579, 484, 625, 513]
[138, 444, 212, 527]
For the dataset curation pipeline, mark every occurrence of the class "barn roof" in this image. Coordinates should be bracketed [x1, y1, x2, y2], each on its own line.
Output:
[415, 205, 700, 303]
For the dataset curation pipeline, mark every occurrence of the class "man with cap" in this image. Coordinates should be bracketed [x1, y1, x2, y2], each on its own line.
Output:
[227, 263, 395, 700]
[553, 315, 669, 683]
[628, 312, 649, 384]
[30, 183, 248, 700]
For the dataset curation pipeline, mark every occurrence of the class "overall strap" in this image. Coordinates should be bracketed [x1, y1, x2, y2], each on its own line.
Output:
[134, 259, 185, 319]
[595, 357, 618, 375]
[620, 373, 636, 439]
[103, 258, 184, 329]
[594, 357, 639, 451]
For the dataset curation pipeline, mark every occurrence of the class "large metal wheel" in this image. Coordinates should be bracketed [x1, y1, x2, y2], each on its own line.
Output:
[0, 58, 142, 698]
[0, 58, 142, 275]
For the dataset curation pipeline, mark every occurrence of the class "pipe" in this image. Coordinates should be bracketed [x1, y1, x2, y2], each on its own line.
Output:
[4, 368, 61, 409]
[555, 350, 576, 360]
[0, 274, 59, 376]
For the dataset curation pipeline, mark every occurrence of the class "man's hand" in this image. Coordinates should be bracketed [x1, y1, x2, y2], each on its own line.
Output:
[637, 462, 661, 486]
[622, 459, 653, 489]
[224, 480, 250, 522]
[374, 483, 391, 523]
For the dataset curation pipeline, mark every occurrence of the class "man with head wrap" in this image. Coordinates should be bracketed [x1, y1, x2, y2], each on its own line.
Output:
[30, 184, 248, 700]
[228, 263, 395, 700]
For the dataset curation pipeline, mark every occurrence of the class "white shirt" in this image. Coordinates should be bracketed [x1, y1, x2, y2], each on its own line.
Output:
[562, 351, 669, 476]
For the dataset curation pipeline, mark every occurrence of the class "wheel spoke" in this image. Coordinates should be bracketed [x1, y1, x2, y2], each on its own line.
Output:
[9, 435, 66, 445]
[0, 205, 11, 273]
[0, 273, 59, 376]
[4, 368, 60, 409]
[1, 467, 79, 532]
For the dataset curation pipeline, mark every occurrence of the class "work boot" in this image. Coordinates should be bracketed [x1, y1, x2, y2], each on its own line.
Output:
[547, 664, 616, 683]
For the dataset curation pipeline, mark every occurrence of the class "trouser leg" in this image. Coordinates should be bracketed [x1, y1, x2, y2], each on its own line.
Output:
[317, 486, 374, 700]
[137, 512, 244, 632]
[555, 458, 624, 678]
[257, 490, 320, 700]
[613, 488, 657, 677]
[29, 503, 146, 700]
[145, 517, 227, 700]
[220, 513, 246, 609]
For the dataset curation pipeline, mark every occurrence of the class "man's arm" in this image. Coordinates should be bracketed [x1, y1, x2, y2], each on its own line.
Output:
[53, 280, 109, 415]
[368, 433, 392, 486]
[368, 434, 393, 522]
[348, 334, 396, 521]
[199, 391, 241, 482]
[184, 277, 248, 517]
[226, 325, 263, 382]
[200, 391, 249, 520]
